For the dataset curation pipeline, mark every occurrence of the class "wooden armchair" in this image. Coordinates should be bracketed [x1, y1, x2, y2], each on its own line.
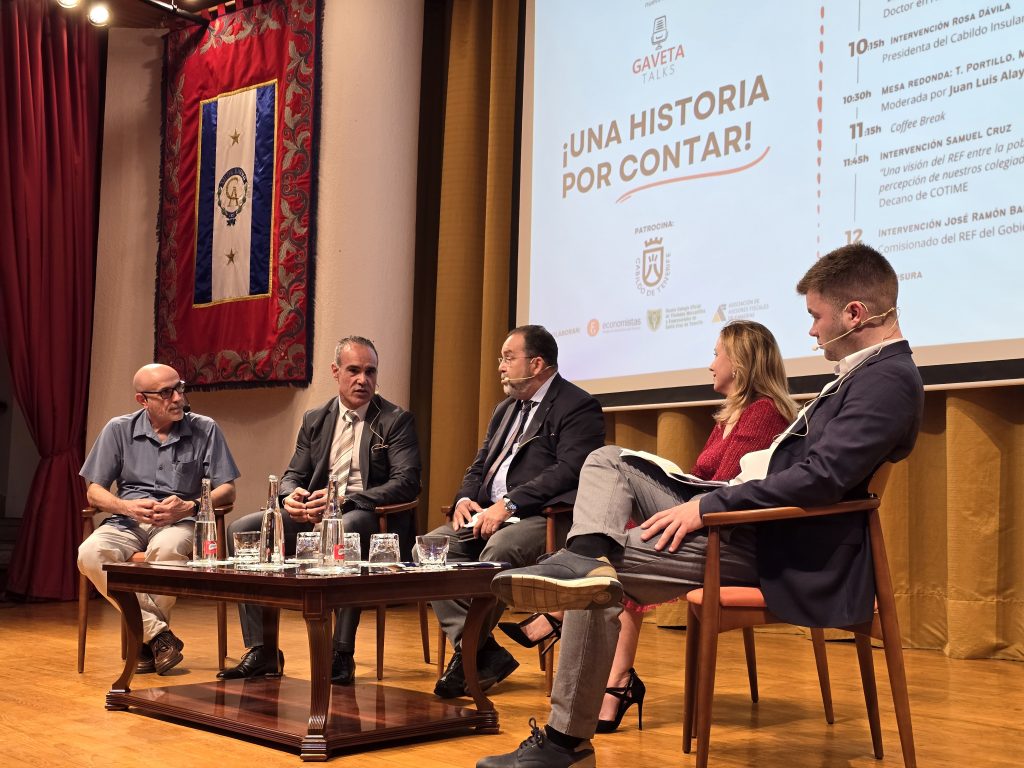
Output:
[682, 463, 916, 767]
[77, 504, 232, 673]
[435, 502, 572, 696]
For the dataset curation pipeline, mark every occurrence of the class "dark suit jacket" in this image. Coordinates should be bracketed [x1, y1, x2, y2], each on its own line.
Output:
[699, 341, 924, 628]
[280, 394, 421, 511]
[455, 373, 606, 517]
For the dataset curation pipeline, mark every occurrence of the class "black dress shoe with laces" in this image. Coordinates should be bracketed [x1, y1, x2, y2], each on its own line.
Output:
[150, 630, 184, 675]
[216, 645, 285, 679]
[478, 640, 520, 691]
[435, 651, 467, 698]
[331, 650, 355, 685]
[434, 637, 520, 698]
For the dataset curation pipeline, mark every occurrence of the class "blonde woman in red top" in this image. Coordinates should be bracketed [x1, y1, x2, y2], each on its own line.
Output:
[498, 319, 796, 732]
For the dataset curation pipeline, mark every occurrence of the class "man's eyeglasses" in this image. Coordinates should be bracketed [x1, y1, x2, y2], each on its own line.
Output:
[138, 381, 186, 400]
[498, 355, 535, 365]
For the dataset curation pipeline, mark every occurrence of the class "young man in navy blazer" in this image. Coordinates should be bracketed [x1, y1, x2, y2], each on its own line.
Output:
[480, 244, 924, 768]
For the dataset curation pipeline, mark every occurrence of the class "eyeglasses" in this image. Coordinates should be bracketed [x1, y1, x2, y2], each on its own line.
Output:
[498, 355, 534, 365]
[139, 381, 186, 400]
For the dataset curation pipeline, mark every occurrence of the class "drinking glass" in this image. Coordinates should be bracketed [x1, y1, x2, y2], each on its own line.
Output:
[415, 535, 450, 569]
[295, 531, 320, 563]
[341, 532, 361, 567]
[368, 533, 400, 568]
[232, 531, 260, 564]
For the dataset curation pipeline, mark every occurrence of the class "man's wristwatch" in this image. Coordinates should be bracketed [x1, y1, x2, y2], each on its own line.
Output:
[502, 496, 519, 515]
[192, 499, 201, 515]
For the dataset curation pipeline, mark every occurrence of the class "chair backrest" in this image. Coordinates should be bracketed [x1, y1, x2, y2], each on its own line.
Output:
[867, 462, 893, 500]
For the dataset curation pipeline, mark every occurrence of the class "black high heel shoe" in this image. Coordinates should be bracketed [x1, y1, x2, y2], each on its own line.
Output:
[595, 667, 646, 733]
[496, 612, 562, 649]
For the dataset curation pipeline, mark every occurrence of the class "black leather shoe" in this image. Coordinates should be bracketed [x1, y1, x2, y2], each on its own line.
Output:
[216, 646, 285, 679]
[478, 640, 520, 691]
[331, 650, 355, 685]
[434, 651, 467, 698]
[150, 630, 184, 675]
[434, 638, 520, 698]
[136, 643, 156, 674]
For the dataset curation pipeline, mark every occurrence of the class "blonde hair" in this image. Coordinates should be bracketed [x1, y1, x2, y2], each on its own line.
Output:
[714, 320, 797, 426]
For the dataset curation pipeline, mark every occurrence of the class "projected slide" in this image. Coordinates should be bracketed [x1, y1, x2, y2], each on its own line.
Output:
[519, 0, 1024, 398]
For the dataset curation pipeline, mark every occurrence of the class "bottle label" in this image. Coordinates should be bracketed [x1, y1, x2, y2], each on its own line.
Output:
[333, 543, 344, 561]
[204, 540, 218, 558]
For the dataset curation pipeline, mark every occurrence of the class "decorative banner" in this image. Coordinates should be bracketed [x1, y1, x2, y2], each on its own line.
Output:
[156, 0, 320, 387]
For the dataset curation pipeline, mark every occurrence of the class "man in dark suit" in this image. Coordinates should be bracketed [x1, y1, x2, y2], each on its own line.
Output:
[479, 245, 925, 768]
[429, 324, 606, 699]
[220, 336, 420, 685]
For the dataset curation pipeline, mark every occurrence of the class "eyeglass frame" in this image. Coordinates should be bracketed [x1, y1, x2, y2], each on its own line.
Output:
[138, 380, 187, 400]
[497, 355, 538, 366]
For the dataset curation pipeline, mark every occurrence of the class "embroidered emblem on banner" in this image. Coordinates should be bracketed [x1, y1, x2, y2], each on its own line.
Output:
[217, 167, 249, 225]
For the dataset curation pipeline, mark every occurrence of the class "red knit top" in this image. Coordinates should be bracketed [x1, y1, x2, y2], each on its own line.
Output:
[689, 397, 791, 481]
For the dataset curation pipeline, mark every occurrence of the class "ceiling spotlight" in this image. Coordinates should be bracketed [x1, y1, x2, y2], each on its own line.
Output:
[56, 0, 81, 8]
[87, 3, 110, 26]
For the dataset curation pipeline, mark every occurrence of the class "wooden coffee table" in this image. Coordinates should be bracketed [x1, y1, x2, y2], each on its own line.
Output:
[103, 561, 506, 760]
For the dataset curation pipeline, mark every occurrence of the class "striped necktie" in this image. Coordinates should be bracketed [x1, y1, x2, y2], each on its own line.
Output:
[331, 409, 358, 494]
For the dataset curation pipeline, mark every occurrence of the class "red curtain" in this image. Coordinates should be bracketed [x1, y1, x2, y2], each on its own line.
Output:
[0, 0, 102, 599]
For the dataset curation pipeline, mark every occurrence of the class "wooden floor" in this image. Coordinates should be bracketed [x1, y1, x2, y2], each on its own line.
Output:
[1, 597, 1022, 767]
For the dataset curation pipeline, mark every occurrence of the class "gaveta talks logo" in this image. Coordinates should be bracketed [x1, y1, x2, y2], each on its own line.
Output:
[632, 15, 685, 83]
[635, 237, 671, 296]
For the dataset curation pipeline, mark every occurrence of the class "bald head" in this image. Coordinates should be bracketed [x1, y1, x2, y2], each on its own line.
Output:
[133, 364, 186, 432]
[133, 363, 180, 392]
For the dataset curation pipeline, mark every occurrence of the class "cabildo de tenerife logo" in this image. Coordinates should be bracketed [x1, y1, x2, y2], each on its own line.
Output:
[632, 15, 685, 83]
[636, 237, 671, 296]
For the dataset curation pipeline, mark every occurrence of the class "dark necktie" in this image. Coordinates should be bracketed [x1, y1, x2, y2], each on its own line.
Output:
[482, 400, 535, 497]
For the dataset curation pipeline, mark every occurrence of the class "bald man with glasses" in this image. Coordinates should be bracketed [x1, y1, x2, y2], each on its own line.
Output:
[78, 363, 239, 675]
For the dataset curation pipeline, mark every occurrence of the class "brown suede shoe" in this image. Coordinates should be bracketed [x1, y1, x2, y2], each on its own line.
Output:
[150, 630, 184, 675]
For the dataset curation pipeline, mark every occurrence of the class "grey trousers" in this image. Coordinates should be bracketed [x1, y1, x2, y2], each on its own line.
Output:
[77, 519, 193, 642]
[548, 445, 759, 738]
[228, 507, 383, 651]
[429, 514, 556, 650]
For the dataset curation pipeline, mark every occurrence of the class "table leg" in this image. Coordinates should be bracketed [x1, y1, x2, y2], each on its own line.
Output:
[461, 594, 499, 732]
[105, 588, 141, 709]
[301, 614, 333, 761]
[262, 605, 283, 675]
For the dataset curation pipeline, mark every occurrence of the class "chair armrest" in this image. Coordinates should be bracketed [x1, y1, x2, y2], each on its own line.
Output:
[541, 503, 573, 519]
[376, 499, 418, 516]
[701, 497, 881, 528]
[441, 505, 452, 518]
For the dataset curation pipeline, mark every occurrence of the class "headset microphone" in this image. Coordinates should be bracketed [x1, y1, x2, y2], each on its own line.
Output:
[502, 365, 553, 384]
[811, 327, 857, 352]
[811, 308, 896, 352]
[182, 392, 192, 414]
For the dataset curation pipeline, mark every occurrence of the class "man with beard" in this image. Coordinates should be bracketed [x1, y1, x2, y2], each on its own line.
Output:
[428, 325, 605, 699]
